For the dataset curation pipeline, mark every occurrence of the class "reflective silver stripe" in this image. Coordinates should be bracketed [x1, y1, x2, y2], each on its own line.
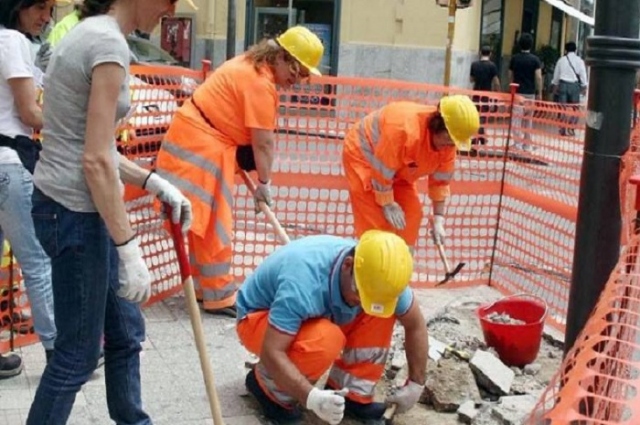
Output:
[158, 141, 234, 245]
[256, 363, 296, 406]
[161, 141, 235, 211]
[328, 367, 377, 397]
[371, 178, 392, 193]
[202, 282, 237, 301]
[358, 112, 395, 181]
[214, 220, 231, 246]
[340, 347, 389, 366]
[432, 171, 453, 181]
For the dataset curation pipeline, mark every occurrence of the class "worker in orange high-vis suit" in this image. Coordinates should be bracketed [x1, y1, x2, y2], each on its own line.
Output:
[342, 96, 480, 248]
[236, 230, 428, 425]
[155, 26, 324, 317]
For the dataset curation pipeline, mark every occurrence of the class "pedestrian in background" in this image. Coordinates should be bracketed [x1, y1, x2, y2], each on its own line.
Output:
[552, 41, 588, 136]
[155, 26, 324, 317]
[508, 33, 542, 150]
[0, 0, 61, 379]
[470, 45, 501, 145]
[26, 0, 194, 422]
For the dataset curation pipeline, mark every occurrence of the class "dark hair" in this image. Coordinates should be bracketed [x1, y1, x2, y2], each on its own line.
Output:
[79, 0, 117, 19]
[565, 41, 577, 53]
[518, 33, 534, 51]
[0, 0, 48, 30]
[480, 45, 491, 56]
[428, 112, 447, 134]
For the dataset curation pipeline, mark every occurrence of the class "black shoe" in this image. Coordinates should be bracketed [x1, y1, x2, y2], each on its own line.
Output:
[204, 304, 237, 318]
[245, 369, 302, 424]
[325, 385, 386, 423]
[345, 399, 387, 422]
[0, 353, 23, 379]
[96, 350, 105, 369]
[45, 349, 54, 364]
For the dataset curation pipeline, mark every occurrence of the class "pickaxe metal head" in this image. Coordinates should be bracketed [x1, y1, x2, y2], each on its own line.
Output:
[436, 261, 465, 286]
[434, 241, 465, 286]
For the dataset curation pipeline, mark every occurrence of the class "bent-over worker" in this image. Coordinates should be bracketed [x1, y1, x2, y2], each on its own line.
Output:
[155, 26, 324, 317]
[342, 96, 480, 248]
[236, 230, 428, 424]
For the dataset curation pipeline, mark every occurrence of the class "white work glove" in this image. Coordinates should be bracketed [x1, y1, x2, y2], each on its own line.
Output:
[145, 172, 193, 233]
[386, 380, 424, 414]
[306, 387, 348, 425]
[116, 238, 152, 304]
[35, 42, 52, 73]
[253, 179, 273, 213]
[431, 214, 446, 244]
[382, 202, 406, 230]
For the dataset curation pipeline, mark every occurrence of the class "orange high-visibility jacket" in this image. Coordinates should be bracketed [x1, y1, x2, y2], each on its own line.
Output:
[155, 55, 278, 246]
[343, 101, 457, 206]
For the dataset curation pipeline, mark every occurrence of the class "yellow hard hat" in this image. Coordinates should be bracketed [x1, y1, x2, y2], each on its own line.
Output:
[353, 230, 414, 318]
[276, 26, 324, 76]
[439, 95, 480, 152]
[1, 241, 11, 268]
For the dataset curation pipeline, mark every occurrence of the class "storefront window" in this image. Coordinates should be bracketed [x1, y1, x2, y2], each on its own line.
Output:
[480, 0, 504, 68]
[246, 0, 339, 75]
[577, 0, 595, 57]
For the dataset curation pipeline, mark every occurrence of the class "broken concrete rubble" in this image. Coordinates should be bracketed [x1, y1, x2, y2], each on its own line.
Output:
[372, 288, 565, 425]
[423, 358, 482, 412]
[492, 395, 538, 425]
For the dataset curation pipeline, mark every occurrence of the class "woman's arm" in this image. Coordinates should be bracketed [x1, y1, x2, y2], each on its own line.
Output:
[250, 128, 275, 183]
[118, 154, 150, 187]
[8, 77, 42, 130]
[83, 62, 135, 245]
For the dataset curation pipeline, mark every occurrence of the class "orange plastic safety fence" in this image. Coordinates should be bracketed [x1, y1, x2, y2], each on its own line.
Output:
[2, 66, 640, 425]
[521, 90, 640, 425]
[525, 229, 640, 424]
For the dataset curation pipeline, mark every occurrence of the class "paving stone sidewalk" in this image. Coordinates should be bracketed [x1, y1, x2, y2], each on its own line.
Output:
[0, 294, 262, 425]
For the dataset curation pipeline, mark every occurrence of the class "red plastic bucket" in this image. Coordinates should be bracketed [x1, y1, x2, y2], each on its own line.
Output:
[477, 294, 548, 367]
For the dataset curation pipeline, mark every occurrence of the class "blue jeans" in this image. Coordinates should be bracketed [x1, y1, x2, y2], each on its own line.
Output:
[27, 188, 151, 425]
[0, 163, 55, 350]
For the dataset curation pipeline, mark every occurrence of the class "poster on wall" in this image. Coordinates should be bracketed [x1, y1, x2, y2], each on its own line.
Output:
[160, 16, 193, 68]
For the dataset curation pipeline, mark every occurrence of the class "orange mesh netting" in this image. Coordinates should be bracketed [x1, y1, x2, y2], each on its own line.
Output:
[3, 66, 640, 423]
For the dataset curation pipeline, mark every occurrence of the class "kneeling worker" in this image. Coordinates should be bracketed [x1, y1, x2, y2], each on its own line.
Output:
[236, 230, 428, 424]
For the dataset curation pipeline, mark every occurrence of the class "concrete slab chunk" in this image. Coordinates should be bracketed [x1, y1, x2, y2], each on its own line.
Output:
[456, 400, 478, 424]
[470, 350, 514, 396]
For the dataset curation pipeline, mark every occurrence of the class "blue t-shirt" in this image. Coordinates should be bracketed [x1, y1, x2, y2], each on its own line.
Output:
[236, 235, 414, 335]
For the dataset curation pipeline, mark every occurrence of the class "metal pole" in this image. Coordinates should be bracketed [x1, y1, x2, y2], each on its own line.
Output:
[443, 0, 457, 87]
[226, 0, 236, 60]
[564, 0, 640, 355]
[288, 0, 294, 28]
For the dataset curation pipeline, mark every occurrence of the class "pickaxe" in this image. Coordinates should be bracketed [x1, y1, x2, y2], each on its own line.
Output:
[434, 241, 465, 286]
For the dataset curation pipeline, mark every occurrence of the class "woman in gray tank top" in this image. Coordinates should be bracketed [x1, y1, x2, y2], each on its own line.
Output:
[26, 0, 194, 423]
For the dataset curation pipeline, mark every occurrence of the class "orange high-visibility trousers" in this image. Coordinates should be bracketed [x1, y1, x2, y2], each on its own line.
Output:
[237, 311, 396, 407]
[343, 154, 423, 247]
[155, 107, 238, 311]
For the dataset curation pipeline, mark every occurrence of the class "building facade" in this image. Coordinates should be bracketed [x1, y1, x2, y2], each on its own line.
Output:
[53, 0, 594, 89]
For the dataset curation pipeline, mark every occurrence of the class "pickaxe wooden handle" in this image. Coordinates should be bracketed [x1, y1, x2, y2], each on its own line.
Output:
[239, 170, 290, 245]
[435, 241, 465, 286]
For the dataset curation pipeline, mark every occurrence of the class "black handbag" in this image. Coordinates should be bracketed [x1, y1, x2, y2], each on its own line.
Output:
[0, 134, 42, 174]
[235, 145, 256, 171]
